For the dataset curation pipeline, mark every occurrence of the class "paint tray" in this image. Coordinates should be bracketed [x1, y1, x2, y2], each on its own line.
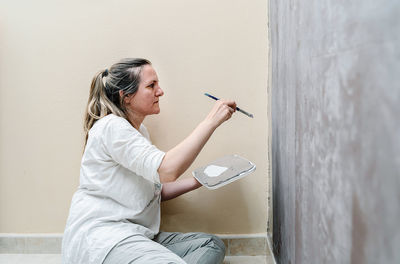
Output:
[192, 155, 256, 190]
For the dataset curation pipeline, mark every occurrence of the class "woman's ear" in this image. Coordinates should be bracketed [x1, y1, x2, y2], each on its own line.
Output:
[120, 90, 129, 105]
[121, 90, 134, 105]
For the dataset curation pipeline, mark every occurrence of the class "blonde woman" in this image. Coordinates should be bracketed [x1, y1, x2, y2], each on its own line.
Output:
[62, 58, 236, 264]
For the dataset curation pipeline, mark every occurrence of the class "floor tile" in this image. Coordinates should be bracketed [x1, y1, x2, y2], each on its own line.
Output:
[0, 254, 274, 264]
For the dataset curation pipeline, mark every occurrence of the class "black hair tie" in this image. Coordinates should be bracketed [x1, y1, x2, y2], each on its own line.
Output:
[102, 69, 109, 77]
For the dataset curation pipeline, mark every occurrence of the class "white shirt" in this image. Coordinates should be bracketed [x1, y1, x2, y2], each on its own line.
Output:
[62, 114, 165, 264]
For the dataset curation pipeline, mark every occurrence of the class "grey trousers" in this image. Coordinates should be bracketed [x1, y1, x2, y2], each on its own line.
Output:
[103, 232, 226, 264]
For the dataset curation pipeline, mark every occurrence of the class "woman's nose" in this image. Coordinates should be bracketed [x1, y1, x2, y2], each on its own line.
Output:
[156, 86, 164, 97]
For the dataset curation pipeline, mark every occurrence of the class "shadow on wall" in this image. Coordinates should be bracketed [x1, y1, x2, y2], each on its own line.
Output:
[161, 183, 251, 234]
[350, 194, 367, 264]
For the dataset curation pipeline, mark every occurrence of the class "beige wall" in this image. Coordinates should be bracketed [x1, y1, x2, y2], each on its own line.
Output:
[0, 0, 269, 234]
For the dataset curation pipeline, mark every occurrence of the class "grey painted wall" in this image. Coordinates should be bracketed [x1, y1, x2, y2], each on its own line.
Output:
[269, 1, 400, 263]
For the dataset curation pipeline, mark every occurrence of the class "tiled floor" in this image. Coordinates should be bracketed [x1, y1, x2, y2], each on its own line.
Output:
[0, 254, 274, 264]
[225, 255, 274, 264]
[0, 254, 61, 264]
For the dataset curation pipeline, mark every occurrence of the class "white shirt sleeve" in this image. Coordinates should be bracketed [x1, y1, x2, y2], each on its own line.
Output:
[101, 117, 165, 183]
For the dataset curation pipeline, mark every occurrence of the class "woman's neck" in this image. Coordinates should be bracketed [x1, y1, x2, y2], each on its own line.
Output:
[126, 111, 145, 130]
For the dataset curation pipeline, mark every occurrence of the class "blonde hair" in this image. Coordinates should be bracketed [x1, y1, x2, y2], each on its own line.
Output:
[83, 58, 151, 149]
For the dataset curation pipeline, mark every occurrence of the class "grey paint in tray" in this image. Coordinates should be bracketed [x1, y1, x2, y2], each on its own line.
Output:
[193, 155, 256, 189]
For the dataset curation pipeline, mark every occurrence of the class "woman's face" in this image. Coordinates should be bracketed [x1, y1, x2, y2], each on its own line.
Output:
[124, 64, 164, 117]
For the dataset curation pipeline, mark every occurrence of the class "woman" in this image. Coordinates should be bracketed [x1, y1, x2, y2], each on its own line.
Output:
[62, 58, 237, 264]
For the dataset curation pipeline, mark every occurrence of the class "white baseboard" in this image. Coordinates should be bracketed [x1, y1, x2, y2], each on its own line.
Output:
[0, 232, 275, 260]
[0, 233, 63, 254]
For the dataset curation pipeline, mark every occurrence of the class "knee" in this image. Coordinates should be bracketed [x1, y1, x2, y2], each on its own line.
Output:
[210, 235, 226, 254]
[200, 233, 226, 255]
[203, 234, 226, 264]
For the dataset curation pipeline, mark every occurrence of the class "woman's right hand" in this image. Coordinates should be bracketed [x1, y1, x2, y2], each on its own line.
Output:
[158, 99, 236, 183]
[205, 99, 237, 128]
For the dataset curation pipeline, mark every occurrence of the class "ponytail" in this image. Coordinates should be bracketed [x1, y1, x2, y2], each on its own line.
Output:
[83, 70, 126, 149]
